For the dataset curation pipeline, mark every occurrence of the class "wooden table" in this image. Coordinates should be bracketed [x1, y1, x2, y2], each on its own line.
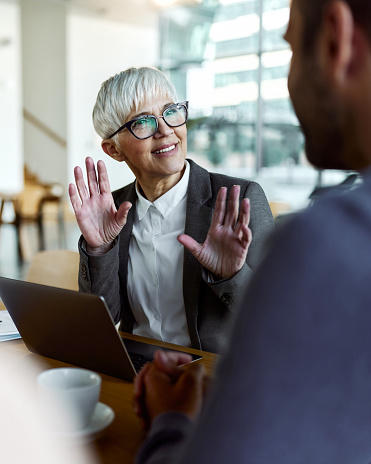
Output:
[0, 332, 218, 464]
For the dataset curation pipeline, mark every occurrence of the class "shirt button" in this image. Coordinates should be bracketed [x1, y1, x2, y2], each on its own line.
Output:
[154, 314, 160, 320]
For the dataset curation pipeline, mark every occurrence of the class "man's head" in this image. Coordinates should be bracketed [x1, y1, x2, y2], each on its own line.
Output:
[299, 0, 371, 53]
[285, 0, 371, 171]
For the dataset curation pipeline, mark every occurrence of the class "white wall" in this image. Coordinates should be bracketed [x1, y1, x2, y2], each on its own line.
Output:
[0, 1, 23, 194]
[67, 13, 159, 192]
[21, 0, 67, 186]
[0, 1, 159, 198]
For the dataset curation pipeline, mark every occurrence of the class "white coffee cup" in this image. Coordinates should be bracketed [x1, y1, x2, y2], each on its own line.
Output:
[37, 367, 101, 433]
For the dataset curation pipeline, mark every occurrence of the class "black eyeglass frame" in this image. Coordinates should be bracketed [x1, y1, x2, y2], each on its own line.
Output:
[107, 101, 189, 140]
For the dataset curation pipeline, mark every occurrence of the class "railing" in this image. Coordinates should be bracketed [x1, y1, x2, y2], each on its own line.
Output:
[23, 108, 67, 148]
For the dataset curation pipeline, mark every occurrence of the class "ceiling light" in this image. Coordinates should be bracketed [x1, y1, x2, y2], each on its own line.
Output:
[152, 0, 202, 7]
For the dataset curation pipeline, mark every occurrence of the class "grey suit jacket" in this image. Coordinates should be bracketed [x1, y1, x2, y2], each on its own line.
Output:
[78, 159, 274, 353]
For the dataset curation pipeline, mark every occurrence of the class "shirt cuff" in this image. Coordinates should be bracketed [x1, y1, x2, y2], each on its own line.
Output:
[148, 412, 193, 439]
[79, 235, 118, 258]
[135, 412, 193, 464]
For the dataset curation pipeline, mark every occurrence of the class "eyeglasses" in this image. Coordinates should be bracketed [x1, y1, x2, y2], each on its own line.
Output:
[107, 101, 189, 140]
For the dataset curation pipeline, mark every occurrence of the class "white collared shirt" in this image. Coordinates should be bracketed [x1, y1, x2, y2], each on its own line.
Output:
[127, 160, 191, 347]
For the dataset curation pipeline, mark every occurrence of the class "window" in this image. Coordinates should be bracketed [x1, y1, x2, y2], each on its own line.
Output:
[159, 0, 349, 210]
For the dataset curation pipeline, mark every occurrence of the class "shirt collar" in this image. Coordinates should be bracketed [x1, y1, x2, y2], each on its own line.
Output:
[135, 160, 190, 220]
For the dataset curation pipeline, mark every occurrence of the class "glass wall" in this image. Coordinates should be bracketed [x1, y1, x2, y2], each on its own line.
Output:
[159, 0, 349, 210]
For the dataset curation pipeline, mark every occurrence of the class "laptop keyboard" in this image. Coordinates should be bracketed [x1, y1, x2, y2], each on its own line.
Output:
[128, 351, 153, 372]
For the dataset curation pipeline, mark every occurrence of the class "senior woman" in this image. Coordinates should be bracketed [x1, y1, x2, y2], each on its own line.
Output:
[69, 66, 274, 354]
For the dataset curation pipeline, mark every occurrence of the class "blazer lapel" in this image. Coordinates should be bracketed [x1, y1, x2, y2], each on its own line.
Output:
[183, 160, 214, 349]
[114, 183, 137, 332]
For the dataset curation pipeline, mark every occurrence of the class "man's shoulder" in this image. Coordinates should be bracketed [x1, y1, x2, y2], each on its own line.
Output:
[276, 181, 371, 251]
[252, 180, 371, 317]
[306, 179, 371, 225]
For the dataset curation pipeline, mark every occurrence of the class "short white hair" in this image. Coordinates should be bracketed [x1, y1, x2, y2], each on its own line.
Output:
[92, 66, 178, 140]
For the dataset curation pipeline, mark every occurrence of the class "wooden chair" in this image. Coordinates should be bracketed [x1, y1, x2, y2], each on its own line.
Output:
[6, 182, 66, 262]
[39, 182, 66, 248]
[13, 184, 46, 260]
[26, 249, 80, 291]
[269, 201, 291, 219]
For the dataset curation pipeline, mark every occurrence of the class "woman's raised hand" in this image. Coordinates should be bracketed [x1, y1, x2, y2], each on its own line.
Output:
[177, 185, 252, 280]
[68, 157, 131, 254]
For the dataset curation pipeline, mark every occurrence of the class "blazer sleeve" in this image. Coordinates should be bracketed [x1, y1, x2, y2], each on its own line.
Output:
[204, 180, 274, 311]
[243, 180, 275, 269]
[135, 413, 193, 464]
[78, 235, 122, 323]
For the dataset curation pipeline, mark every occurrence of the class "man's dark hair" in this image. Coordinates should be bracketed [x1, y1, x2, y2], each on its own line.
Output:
[300, 0, 371, 53]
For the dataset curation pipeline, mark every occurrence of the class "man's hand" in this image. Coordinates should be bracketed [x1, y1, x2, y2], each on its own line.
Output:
[68, 157, 131, 254]
[133, 351, 209, 431]
[178, 185, 252, 279]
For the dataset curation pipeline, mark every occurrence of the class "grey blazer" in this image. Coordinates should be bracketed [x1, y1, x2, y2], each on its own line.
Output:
[78, 159, 274, 353]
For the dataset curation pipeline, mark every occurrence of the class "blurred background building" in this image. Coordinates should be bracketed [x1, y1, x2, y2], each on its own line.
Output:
[0, 0, 352, 277]
[158, 0, 349, 205]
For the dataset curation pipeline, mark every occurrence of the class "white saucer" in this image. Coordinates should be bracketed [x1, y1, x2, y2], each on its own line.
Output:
[61, 402, 115, 443]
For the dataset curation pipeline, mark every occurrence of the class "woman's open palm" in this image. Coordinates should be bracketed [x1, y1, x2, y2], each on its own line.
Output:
[177, 185, 251, 280]
[69, 157, 131, 252]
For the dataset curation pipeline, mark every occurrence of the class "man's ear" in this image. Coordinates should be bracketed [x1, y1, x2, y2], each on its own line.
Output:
[320, 0, 354, 84]
[101, 139, 126, 162]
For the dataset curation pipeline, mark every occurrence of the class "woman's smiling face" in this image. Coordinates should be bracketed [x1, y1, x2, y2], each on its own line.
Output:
[110, 96, 187, 191]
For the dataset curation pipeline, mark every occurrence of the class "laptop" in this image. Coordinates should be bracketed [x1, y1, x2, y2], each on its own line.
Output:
[0, 276, 201, 381]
